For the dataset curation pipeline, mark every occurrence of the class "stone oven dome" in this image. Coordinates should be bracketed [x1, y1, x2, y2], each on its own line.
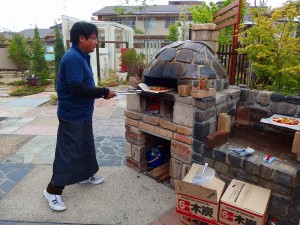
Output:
[142, 40, 229, 91]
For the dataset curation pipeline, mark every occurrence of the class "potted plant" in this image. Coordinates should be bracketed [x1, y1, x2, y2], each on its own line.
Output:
[120, 48, 147, 82]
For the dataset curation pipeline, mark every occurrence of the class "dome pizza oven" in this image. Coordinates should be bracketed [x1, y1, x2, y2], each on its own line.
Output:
[142, 40, 229, 91]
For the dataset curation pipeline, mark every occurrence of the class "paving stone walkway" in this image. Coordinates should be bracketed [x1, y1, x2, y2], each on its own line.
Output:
[0, 90, 127, 201]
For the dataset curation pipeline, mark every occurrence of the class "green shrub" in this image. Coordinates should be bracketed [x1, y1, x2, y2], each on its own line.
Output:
[10, 85, 45, 96]
[9, 80, 26, 86]
[50, 93, 58, 105]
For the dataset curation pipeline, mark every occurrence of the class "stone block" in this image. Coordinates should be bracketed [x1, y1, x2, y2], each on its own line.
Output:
[195, 96, 216, 110]
[216, 104, 227, 115]
[124, 110, 142, 120]
[171, 140, 191, 164]
[181, 163, 190, 179]
[125, 157, 147, 172]
[224, 88, 241, 99]
[239, 88, 250, 101]
[211, 30, 219, 41]
[191, 23, 216, 30]
[257, 178, 273, 190]
[202, 146, 214, 158]
[256, 90, 272, 106]
[244, 155, 260, 175]
[270, 93, 285, 102]
[173, 133, 192, 145]
[249, 107, 269, 123]
[191, 153, 203, 164]
[248, 89, 259, 104]
[194, 108, 215, 122]
[160, 119, 177, 131]
[214, 161, 228, 174]
[177, 125, 192, 135]
[125, 141, 132, 157]
[192, 139, 203, 154]
[292, 131, 300, 154]
[125, 128, 147, 145]
[227, 152, 243, 168]
[286, 208, 300, 225]
[236, 106, 250, 126]
[193, 121, 210, 142]
[170, 158, 182, 179]
[259, 164, 274, 180]
[131, 144, 147, 162]
[286, 95, 300, 105]
[196, 30, 212, 41]
[270, 102, 297, 116]
[173, 102, 194, 127]
[217, 113, 231, 132]
[216, 92, 227, 105]
[237, 170, 258, 183]
[273, 166, 295, 187]
[139, 122, 155, 134]
[125, 117, 139, 127]
[272, 183, 293, 196]
[214, 147, 227, 162]
[204, 130, 229, 148]
[154, 127, 173, 140]
[268, 193, 290, 217]
[202, 157, 215, 168]
[142, 114, 160, 125]
[169, 178, 175, 190]
[126, 94, 142, 112]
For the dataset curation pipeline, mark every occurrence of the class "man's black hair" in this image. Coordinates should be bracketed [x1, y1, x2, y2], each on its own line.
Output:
[70, 21, 98, 44]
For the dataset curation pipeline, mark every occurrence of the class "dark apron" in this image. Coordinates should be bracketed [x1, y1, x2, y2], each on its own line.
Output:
[51, 118, 99, 186]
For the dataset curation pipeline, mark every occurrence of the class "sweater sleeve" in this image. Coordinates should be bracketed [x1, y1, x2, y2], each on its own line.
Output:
[69, 83, 109, 99]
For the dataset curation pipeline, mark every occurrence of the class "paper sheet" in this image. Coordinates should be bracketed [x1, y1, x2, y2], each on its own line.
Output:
[138, 83, 173, 94]
[260, 114, 300, 131]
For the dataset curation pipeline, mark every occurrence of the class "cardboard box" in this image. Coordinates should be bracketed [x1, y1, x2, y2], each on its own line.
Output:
[181, 215, 217, 225]
[219, 179, 271, 225]
[175, 163, 225, 224]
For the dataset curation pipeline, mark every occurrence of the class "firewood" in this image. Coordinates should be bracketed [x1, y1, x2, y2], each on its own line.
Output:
[149, 162, 169, 177]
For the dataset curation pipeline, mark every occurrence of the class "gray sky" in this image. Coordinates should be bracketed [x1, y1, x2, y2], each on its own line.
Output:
[0, 0, 289, 32]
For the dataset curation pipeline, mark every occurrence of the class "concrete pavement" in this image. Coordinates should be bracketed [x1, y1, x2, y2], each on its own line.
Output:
[0, 88, 181, 225]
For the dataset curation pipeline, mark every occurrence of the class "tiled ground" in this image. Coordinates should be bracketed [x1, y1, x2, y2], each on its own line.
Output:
[0, 90, 183, 225]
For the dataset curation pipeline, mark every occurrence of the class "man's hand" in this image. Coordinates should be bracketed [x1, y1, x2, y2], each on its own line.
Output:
[105, 90, 117, 99]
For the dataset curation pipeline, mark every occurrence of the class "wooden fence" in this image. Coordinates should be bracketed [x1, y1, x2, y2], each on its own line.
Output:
[216, 44, 250, 85]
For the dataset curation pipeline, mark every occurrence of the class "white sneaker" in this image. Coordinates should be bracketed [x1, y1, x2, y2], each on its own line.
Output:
[43, 189, 66, 211]
[78, 175, 104, 185]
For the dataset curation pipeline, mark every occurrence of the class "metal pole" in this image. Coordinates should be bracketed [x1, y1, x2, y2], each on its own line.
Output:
[96, 42, 101, 82]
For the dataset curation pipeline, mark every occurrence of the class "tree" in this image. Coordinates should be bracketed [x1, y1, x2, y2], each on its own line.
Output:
[134, 0, 151, 38]
[54, 22, 65, 91]
[8, 33, 30, 81]
[120, 48, 146, 79]
[189, 2, 214, 24]
[0, 33, 8, 45]
[177, 5, 190, 41]
[166, 23, 179, 42]
[31, 26, 50, 84]
[238, 1, 300, 94]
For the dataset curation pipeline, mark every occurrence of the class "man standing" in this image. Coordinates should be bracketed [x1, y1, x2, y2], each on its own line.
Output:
[43, 21, 116, 211]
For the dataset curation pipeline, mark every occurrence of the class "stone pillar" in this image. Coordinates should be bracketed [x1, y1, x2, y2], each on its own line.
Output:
[191, 23, 219, 53]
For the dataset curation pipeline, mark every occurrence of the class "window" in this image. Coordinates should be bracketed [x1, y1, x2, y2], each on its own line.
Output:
[165, 18, 177, 28]
[126, 17, 136, 29]
[144, 18, 156, 29]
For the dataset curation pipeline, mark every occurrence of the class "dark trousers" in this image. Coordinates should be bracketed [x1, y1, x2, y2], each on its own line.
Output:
[46, 181, 65, 195]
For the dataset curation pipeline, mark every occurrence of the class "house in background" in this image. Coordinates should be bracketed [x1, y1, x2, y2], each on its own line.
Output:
[92, 1, 204, 43]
